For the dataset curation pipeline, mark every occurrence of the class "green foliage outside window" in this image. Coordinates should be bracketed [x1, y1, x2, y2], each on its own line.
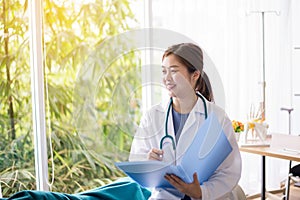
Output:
[0, 0, 141, 196]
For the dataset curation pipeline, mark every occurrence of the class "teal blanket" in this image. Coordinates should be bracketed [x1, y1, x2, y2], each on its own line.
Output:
[0, 178, 151, 200]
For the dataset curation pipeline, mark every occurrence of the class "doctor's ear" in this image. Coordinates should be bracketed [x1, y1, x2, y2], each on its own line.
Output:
[192, 70, 201, 80]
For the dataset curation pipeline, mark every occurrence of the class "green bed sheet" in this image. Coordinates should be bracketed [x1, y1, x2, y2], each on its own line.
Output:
[0, 178, 151, 200]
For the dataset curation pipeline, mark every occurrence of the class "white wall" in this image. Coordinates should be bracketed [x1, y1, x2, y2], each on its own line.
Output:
[291, 0, 300, 135]
[138, 0, 299, 195]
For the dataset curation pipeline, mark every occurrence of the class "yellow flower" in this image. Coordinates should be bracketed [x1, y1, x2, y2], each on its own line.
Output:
[247, 118, 263, 130]
[232, 120, 244, 133]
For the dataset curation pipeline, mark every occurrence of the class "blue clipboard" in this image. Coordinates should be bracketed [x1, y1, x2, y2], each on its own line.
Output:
[115, 112, 232, 189]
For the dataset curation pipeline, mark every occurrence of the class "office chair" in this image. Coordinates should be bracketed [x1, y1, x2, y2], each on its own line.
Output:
[290, 164, 300, 187]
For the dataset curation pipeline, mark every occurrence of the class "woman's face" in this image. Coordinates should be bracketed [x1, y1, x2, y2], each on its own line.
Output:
[162, 54, 198, 98]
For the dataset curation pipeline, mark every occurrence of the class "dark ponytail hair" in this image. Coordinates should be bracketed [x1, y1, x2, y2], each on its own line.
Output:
[163, 43, 214, 102]
[197, 72, 214, 102]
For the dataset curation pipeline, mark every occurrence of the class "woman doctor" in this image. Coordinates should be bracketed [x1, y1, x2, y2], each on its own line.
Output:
[129, 43, 241, 200]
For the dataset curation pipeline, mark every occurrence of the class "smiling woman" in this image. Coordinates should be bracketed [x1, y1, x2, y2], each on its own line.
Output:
[162, 55, 200, 103]
[130, 43, 242, 200]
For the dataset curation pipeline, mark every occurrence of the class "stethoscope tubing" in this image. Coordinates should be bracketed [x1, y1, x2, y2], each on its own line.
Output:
[160, 93, 208, 150]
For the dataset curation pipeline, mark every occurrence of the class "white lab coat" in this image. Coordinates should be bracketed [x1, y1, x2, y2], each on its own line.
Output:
[129, 97, 242, 200]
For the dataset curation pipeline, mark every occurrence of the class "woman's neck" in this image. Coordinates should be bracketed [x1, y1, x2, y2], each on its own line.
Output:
[172, 93, 198, 114]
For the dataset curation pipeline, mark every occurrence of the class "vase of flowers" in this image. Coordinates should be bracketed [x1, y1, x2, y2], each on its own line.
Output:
[232, 120, 244, 142]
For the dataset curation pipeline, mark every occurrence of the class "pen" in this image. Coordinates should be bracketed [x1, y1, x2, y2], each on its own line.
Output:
[283, 148, 300, 154]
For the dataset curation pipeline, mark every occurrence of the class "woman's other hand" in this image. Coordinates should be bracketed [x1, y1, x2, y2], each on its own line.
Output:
[164, 172, 202, 199]
[147, 148, 163, 161]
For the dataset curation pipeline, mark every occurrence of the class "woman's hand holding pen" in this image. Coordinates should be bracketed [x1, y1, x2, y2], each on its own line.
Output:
[147, 148, 163, 161]
[164, 172, 202, 199]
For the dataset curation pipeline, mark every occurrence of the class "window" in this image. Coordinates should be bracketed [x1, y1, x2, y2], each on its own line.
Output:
[1, 0, 143, 196]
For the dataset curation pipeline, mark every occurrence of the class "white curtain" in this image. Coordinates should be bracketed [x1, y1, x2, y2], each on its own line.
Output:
[135, 0, 296, 195]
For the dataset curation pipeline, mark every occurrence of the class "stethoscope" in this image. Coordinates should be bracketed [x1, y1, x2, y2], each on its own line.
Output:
[160, 92, 208, 151]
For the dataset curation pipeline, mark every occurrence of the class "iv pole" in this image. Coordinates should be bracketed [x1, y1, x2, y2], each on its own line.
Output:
[246, 10, 280, 200]
[248, 10, 280, 121]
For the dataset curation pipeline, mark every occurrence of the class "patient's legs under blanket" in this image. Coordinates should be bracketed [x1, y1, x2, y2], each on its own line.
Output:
[0, 178, 151, 200]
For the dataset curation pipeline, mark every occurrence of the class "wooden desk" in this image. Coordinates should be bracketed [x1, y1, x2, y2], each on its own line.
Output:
[239, 146, 300, 200]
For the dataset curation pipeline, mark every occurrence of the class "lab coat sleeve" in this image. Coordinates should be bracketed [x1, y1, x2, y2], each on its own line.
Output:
[129, 111, 153, 161]
[199, 114, 242, 200]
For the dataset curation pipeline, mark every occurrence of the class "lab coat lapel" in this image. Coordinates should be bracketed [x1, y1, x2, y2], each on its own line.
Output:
[161, 99, 176, 139]
[181, 109, 196, 135]
[167, 108, 175, 139]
